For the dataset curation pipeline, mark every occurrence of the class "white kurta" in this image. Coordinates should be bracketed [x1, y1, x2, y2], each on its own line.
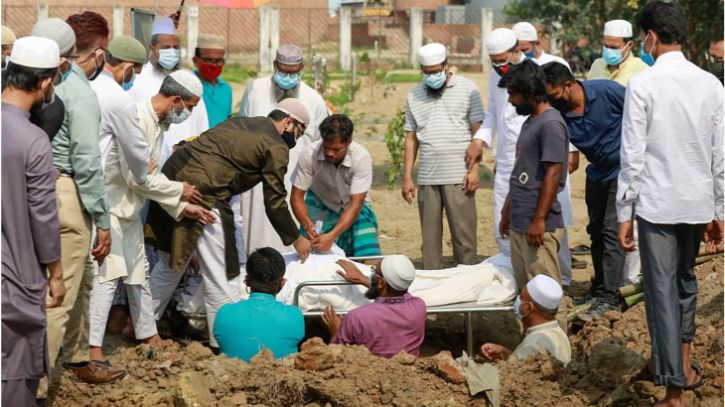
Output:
[237, 76, 329, 255]
[128, 62, 209, 162]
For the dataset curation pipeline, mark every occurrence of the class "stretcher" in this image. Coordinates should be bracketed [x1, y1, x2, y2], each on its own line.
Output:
[293, 255, 515, 356]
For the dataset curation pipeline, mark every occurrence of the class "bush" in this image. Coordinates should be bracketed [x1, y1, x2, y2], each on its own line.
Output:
[385, 107, 406, 189]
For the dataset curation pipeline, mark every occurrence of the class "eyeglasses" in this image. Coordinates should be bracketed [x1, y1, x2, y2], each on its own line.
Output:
[198, 56, 225, 66]
[293, 120, 306, 135]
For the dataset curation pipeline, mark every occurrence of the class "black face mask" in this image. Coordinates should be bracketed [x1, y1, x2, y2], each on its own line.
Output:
[707, 61, 724, 84]
[514, 101, 535, 116]
[548, 95, 570, 112]
[88, 59, 104, 81]
[281, 131, 296, 149]
[493, 63, 513, 77]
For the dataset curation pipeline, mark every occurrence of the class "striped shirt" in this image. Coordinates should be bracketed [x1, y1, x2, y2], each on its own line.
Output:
[404, 75, 484, 185]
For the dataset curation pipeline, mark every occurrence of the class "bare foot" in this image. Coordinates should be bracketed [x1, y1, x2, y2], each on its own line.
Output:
[654, 387, 685, 407]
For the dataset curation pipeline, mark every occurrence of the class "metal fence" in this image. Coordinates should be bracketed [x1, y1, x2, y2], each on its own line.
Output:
[2, 5, 508, 70]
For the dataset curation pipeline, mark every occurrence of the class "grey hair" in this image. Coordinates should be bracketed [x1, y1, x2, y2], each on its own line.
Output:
[159, 75, 196, 101]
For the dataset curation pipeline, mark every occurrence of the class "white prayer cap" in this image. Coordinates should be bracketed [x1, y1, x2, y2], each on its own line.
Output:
[196, 33, 226, 51]
[603, 20, 633, 38]
[169, 70, 203, 98]
[513, 22, 537, 41]
[418, 43, 446, 66]
[381, 255, 416, 291]
[9, 36, 60, 69]
[31, 18, 76, 55]
[276, 98, 310, 127]
[152, 17, 177, 36]
[526, 275, 563, 310]
[276, 44, 303, 65]
[2, 26, 17, 46]
[486, 28, 518, 55]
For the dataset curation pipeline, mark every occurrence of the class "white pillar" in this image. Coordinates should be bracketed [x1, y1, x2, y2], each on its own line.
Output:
[270, 7, 280, 60]
[36, 4, 49, 22]
[112, 5, 124, 39]
[479, 8, 494, 71]
[409, 7, 423, 68]
[186, 6, 199, 65]
[259, 6, 272, 73]
[339, 6, 352, 72]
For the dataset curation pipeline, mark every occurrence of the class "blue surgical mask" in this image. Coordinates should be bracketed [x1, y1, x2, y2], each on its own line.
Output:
[524, 48, 536, 59]
[121, 71, 135, 91]
[274, 71, 300, 90]
[423, 70, 446, 89]
[169, 100, 191, 124]
[60, 68, 72, 83]
[513, 295, 523, 320]
[639, 33, 655, 67]
[158, 48, 180, 70]
[602, 46, 624, 66]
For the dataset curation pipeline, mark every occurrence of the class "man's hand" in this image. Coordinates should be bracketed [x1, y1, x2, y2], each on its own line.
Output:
[90, 227, 111, 262]
[465, 139, 484, 167]
[401, 178, 416, 205]
[704, 219, 724, 254]
[188, 255, 201, 273]
[462, 169, 479, 194]
[480, 343, 507, 361]
[312, 233, 335, 253]
[322, 305, 342, 338]
[293, 236, 311, 263]
[568, 151, 580, 174]
[499, 207, 510, 238]
[302, 223, 318, 239]
[181, 182, 203, 204]
[182, 204, 216, 226]
[147, 157, 158, 174]
[335, 259, 370, 286]
[618, 221, 637, 252]
[46, 260, 65, 309]
[527, 218, 546, 247]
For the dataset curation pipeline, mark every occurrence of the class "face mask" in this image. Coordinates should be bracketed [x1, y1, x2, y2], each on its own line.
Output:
[514, 100, 535, 116]
[707, 61, 724, 84]
[640, 33, 656, 66]
[88, 57, 104, 81]
[60, 68, 72, 83]
[423, 70, 447, 89]
[169, 100, 191, 124]
[602, 46, 624, 66]
[524, 48, 536, 59]
[274, 71, 300, 90]
[158, 48, 180, 70]
[548, 86, 570, 112]
[198, 62, 223, 81]
[493, 62, 512, 77]
[281, 130, 296, 149]
[513, 295, 523, 320]
[121, 73, 135, 91]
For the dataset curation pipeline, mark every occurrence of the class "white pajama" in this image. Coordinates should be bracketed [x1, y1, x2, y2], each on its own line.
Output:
[150, 209, 242, 347]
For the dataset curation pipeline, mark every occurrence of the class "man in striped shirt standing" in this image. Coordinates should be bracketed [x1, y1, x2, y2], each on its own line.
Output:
[402, 43, 484, 269]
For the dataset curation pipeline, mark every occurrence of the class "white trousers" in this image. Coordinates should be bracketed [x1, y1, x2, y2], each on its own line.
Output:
[88, 276, 157, 347]
[149, 210, 241, 347]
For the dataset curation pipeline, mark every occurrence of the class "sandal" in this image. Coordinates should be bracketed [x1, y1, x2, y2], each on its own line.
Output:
[571, 245, 591, 255]
[684, 362, 704, 391]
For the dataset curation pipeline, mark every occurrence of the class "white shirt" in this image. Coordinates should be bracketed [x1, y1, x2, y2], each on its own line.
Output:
[512, 320, 571, 365]
[292, 140, 373, 213]
[534, 51, 570, 69]
[128, 62, 209, 161]
[90, 70, 136, 170]
[617, 51, 724, 223]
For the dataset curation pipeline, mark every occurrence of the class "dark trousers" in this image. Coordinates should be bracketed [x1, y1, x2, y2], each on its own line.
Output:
[638, 217, 705, 388]
[585, 177, 626, 305]
[2, 378, 39, 406]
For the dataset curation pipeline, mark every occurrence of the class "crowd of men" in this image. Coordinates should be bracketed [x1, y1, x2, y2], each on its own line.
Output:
[1, 1, 723, 406]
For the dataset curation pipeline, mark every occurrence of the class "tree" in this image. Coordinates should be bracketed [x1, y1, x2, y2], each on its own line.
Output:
[504, 0, 724, 66]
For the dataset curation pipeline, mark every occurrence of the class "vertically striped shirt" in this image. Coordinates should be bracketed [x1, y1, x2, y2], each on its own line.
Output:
[404, 75, 484, 185]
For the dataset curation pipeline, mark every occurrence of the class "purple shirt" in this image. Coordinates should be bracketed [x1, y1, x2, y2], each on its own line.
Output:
[332, 293, 426, 358]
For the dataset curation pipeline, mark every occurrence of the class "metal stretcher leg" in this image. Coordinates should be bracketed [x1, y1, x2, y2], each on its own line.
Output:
[465, 312, 473, 356]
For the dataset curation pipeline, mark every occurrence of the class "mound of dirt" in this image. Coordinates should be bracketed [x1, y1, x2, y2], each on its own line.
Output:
[50, 259, 724, 406]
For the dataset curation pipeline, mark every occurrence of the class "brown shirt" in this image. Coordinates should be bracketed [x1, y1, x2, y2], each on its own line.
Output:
[145, 116, 299, 278]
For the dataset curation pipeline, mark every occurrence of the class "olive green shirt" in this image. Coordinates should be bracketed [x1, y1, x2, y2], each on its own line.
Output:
[53, 63, 110, 229]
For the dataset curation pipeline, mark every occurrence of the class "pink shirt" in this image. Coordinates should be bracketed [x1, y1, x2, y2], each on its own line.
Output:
[332, 293, 426, 358]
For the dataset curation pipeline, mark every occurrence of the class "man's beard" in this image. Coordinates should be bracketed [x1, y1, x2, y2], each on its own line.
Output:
[514, 101, 535, 116]
[425, 83, 446, 98]
[273, 81, 299, 102]
[159, 112, 174, 130]
[364, 274, 380, 299]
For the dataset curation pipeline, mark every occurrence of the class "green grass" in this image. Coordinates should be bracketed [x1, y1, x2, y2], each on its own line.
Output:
[221, 65, 258, 85]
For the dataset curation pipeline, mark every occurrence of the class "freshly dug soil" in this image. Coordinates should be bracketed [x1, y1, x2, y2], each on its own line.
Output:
[50, 258, 723, 406]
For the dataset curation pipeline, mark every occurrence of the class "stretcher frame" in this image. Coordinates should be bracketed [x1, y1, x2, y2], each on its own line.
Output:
[293, 255, 515, 356]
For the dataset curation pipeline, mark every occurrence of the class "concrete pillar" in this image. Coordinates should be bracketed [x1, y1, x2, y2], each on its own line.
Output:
[479, 8, 494, 70]
[36, 4, 49, 22]
[259, 6, 272, 73]
[339, 6, 352, 71]
[269, 7, 280, 60]
[112, 5, 124, 39]
[409, 7, 423, 68]
[186, 6, 199, 65]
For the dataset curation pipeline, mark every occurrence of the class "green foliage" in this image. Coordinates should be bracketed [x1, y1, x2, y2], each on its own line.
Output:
[504, 0, 724, 66]
[220, 65, 257, 84]
[384, 107, 406, 189]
